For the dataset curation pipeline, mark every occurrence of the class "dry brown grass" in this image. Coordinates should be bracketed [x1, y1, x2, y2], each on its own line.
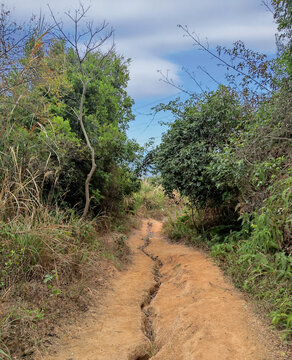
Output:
[0, 153, 135, 358]
[126, 178, 183, 220]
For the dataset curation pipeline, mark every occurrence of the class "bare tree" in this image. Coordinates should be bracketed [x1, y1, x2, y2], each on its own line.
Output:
[49, 4, 114, 219]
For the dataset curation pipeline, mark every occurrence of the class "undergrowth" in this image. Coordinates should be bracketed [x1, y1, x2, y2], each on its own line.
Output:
[126, 178, 181, 219]
[164, 174, 292, 341]
[0, 207, 132, 358]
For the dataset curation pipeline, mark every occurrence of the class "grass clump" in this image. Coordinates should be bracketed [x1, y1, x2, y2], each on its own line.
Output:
[126, 178, 180, 219]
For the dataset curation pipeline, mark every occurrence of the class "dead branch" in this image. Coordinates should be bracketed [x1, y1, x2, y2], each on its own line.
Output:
[178, 24, 272, 94]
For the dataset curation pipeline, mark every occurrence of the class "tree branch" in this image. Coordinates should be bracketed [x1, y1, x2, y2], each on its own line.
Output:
[178, 24, 272, 94]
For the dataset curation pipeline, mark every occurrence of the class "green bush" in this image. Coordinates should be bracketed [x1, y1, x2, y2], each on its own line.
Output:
[208, 174, 292, 339]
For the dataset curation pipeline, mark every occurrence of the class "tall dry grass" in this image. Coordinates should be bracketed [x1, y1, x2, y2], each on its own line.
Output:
[0, 147, 130, 358]
[125, 178, 166, 219]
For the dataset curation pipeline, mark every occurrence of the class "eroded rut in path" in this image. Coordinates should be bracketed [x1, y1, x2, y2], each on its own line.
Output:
[139, 222, 162, 349]
[46, 219, 288, 360]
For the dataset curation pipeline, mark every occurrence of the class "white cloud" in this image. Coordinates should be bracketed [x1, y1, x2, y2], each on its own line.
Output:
[7, 0, 277, 98]
[126, 56, 180, 97]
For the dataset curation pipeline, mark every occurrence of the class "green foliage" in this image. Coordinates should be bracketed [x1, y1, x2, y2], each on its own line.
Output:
[0, 28, 141, 217]
[51, 50, 141, 213]
[164, 212, 201, 244]
[41, 116, 81, 148]
[272, 0, 292, 40]
[127, 178, 169, 218]
[248, 174, 292, 254]
[156, 85, 244, 208]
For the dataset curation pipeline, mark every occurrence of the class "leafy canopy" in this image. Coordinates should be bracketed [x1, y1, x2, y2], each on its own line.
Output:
[156, 85, 244, 207]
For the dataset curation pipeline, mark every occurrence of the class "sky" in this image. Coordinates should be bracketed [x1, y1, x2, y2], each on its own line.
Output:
[7, 0, 278, 145]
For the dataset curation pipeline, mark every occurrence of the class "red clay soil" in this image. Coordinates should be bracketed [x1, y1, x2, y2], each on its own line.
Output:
[42, 219, 290, 360]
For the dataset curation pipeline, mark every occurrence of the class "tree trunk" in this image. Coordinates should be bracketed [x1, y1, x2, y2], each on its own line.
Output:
[78, 81, 97, 219]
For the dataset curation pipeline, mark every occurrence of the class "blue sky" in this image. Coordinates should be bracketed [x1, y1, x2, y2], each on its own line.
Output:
[8, 0, 277, 145]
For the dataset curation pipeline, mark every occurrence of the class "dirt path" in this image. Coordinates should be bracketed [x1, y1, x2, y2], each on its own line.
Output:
[45, 219, 288, 360]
